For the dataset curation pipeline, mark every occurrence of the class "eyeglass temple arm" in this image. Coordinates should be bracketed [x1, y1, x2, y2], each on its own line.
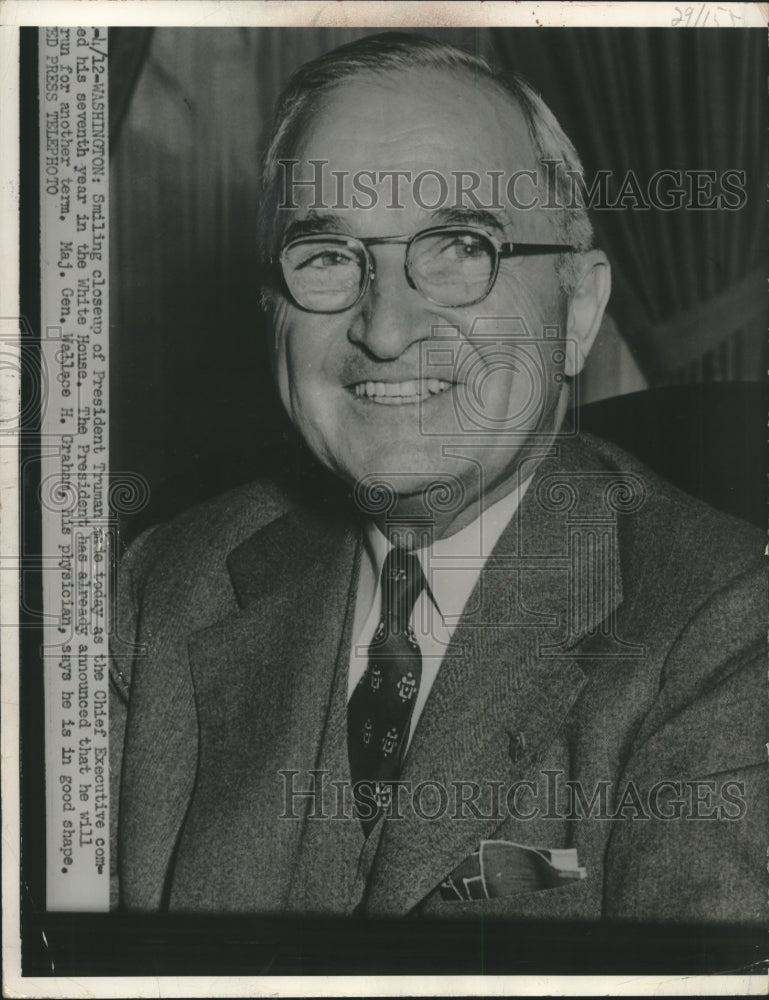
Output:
[499, 243, 576, 256]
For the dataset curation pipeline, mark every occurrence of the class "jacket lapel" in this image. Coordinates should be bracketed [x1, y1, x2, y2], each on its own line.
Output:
[365, 437, 627, 914]
[169, 501, 362, 911]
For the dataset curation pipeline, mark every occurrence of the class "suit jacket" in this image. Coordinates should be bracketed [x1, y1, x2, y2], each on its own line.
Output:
[110, 432, 767, 922]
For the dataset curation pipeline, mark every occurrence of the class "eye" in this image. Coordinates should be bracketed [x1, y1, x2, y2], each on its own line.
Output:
[432, 232, 489, 261]
[454, 234, 487, 257]
[297, 248, 359, 270]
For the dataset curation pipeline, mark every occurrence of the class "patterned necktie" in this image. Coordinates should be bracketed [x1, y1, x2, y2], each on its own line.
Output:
[348, 546, 425, 835]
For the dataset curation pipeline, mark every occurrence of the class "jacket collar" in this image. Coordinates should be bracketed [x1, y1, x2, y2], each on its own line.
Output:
[227, 491, 359, 609]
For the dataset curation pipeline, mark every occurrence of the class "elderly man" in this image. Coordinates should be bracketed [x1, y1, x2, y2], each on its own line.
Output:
[110, 33, 765, 921]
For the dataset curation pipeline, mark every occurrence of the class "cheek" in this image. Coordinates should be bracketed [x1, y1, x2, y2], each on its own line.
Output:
[454, 271, 567, 428]
[481, 270, 568, 373]
[269, 300, 290, 400]
[488, 267, 563, 331]
[271, 304, 345, 423]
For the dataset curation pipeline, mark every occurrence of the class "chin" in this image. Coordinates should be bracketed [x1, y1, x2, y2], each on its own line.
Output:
[341, 443, 445, 483]
[333, 443, 470, 522]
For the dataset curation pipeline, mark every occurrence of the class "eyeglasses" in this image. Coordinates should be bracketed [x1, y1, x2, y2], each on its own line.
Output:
[277, 225, 575, 313]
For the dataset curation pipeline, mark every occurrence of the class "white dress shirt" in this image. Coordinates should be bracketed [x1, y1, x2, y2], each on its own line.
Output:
[347, 477, 534, 749]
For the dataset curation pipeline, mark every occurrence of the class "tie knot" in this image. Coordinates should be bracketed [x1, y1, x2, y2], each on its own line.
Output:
[380, 547, 425, 634]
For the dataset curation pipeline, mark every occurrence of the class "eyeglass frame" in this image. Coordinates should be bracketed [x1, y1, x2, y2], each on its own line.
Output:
[275, 224, 576, 314]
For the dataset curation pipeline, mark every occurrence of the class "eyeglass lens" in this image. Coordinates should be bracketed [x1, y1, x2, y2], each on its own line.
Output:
[281, 228, 496, 311]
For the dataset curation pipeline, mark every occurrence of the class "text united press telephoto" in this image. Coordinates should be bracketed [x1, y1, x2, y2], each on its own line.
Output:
[108, 30, 766, 923]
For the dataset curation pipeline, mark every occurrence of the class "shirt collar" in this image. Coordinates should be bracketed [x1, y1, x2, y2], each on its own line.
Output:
[364, 475, 533, 622]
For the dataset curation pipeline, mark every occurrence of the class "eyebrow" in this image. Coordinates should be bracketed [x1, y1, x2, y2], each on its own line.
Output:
[427, 206, 507, 234]
[280, 206, 509, 245]
[282, 211, 348, 243]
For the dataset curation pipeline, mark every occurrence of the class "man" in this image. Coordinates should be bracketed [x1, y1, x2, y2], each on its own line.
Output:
[110, 33, 766, 921]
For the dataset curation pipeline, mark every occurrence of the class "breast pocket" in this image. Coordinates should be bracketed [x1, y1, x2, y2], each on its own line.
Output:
[418, 874, 598, 921]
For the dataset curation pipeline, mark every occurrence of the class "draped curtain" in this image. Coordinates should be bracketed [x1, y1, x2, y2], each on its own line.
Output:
[487, 28, 767, 386]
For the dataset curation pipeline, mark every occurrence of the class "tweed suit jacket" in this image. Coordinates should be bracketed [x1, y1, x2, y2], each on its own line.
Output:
[110, 432, 767, 922]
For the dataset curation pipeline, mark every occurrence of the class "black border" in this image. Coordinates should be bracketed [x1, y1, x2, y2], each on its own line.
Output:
[21, 912, 769, 977]
[19, 25, 47, 964]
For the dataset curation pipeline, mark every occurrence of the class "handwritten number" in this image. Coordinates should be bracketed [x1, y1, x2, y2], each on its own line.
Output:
[672, 3, 742, 26]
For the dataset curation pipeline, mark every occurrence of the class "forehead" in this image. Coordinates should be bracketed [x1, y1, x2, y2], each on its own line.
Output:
[285, 66, 541, 231]
[300, 66, 533, 161]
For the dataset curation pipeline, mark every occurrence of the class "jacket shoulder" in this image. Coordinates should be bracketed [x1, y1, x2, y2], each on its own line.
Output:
[575, 431, 763, 576]
[120, 478, 295, 582]
[113, 478, 300, 661]
[577, 431, 765, 723]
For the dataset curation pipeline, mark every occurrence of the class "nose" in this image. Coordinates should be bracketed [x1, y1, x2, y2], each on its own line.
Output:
[347, 248, 431, 360]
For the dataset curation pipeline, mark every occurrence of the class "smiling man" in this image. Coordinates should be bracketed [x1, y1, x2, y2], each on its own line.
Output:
[261, 46, 606, 530]
[111, 33, 766, 923]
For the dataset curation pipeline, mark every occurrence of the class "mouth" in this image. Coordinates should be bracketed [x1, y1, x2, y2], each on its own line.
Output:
[350, 378, 454, 405]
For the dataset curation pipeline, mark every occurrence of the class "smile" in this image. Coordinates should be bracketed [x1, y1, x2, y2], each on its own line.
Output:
[351, 379, 453, 404]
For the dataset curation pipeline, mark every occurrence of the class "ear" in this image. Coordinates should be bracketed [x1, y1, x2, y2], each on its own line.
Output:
[564, 250, 611, 377]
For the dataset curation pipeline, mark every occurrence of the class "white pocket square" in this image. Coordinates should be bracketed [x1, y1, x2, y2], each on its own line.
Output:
[439, 840, 587, 901]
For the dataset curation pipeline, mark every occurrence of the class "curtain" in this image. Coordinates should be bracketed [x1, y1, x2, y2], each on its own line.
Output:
[488, 28, 767, 385]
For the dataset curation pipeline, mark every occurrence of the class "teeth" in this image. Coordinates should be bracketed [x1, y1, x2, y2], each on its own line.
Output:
[353, 379, 451, 403]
